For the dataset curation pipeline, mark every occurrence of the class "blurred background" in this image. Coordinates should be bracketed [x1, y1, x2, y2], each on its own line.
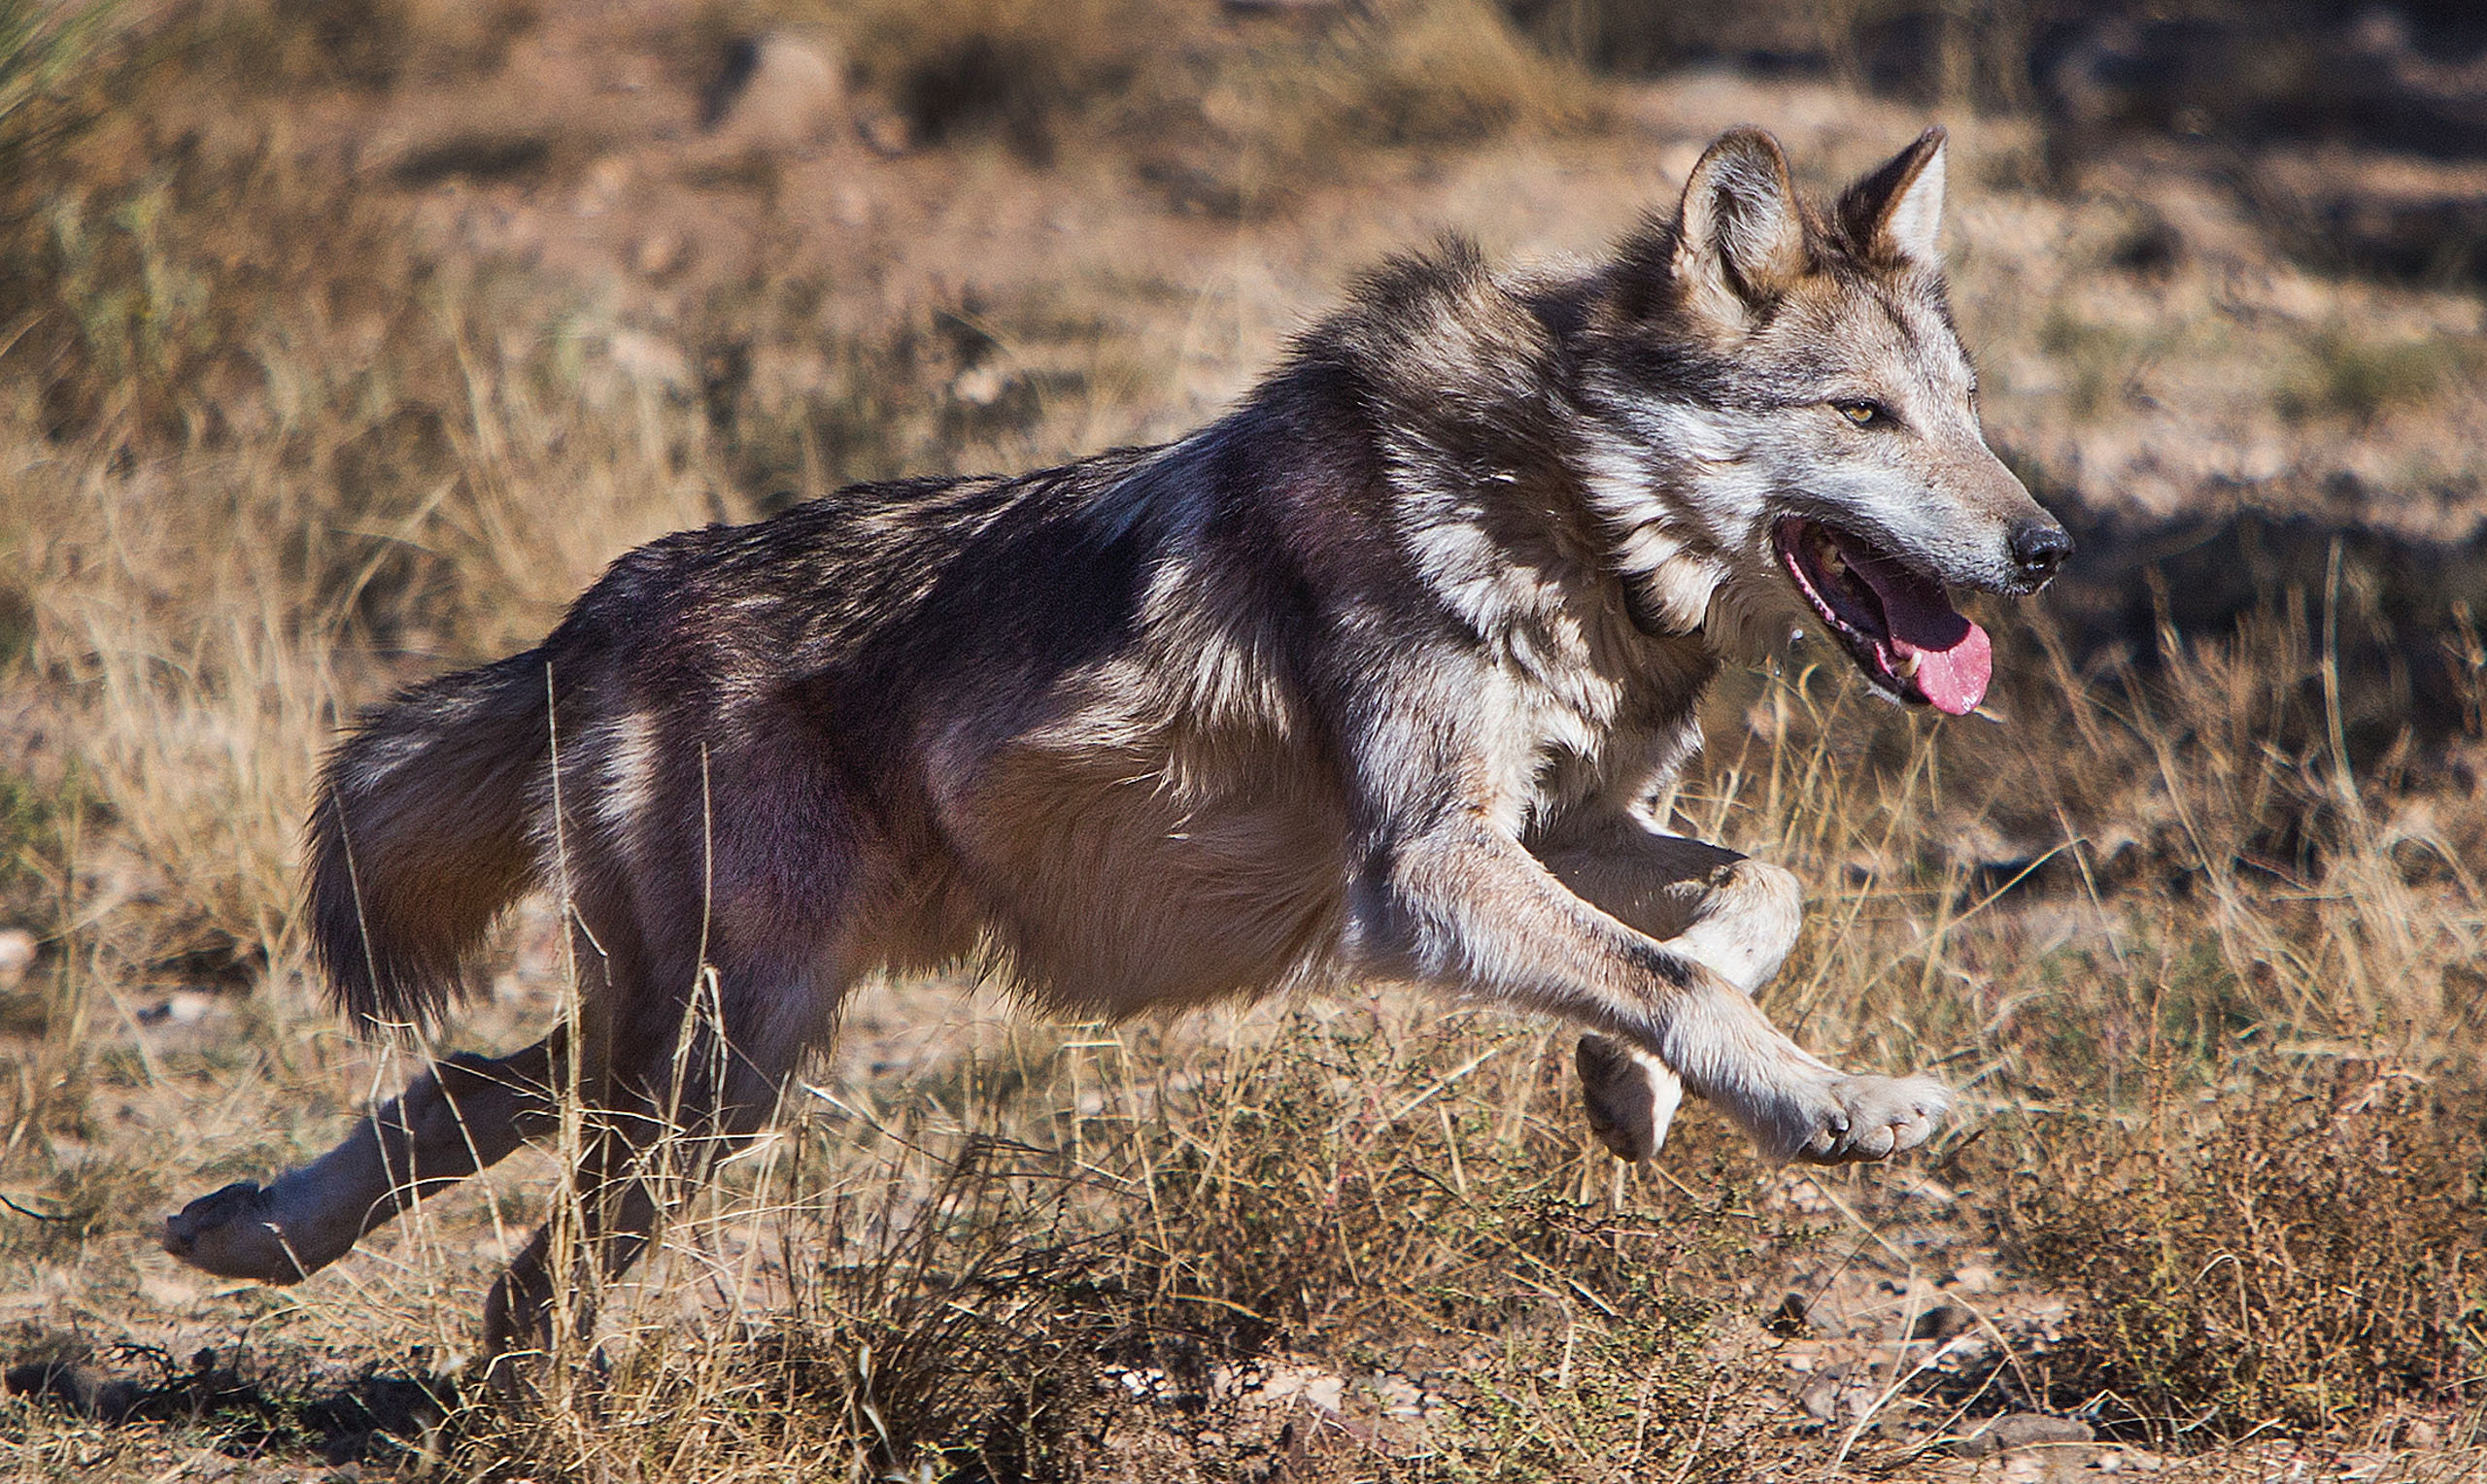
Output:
[0, 2, 2484, 1479]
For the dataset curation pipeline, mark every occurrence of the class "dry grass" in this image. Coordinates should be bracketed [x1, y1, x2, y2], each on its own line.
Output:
[2002, 1075, 2487, 1439]
[768, 0, 1601, 209]
[1, 2, 2485, 1480]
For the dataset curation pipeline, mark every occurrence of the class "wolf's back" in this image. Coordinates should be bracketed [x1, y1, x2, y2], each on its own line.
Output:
[305, 650, 552, 1030]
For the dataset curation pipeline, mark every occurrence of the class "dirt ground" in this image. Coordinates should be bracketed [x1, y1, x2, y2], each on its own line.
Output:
[2, 1, 2484, 1480]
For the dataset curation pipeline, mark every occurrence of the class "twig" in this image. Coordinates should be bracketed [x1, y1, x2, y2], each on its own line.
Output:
[0, 1192, 73, 1222]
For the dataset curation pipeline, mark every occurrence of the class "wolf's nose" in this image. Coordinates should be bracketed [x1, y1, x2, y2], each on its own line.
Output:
[2008, 521, 2072, 584]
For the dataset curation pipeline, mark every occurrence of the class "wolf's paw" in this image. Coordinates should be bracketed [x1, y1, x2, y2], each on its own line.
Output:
[162, 1181, 314, 1284]
[1791, 1074, 1950, 1164]
[1576, 1034, 1685, 1162]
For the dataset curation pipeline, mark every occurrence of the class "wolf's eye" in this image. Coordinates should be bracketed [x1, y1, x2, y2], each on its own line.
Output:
[1833, 400, 1891, 427]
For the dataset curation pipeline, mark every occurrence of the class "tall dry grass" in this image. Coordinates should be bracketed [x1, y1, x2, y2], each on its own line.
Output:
[0, 3, 2482, 1480]
[785, 0, 1600, 200]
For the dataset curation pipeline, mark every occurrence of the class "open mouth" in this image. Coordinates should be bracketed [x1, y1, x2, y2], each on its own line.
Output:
[1772, 518, 1991, 715]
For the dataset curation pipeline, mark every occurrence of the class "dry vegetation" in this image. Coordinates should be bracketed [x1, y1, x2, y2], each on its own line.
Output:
[1, 1, 2484, 1480]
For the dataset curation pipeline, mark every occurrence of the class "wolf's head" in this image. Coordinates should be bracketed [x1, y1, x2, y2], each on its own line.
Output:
[1573, 127, 2068, 716]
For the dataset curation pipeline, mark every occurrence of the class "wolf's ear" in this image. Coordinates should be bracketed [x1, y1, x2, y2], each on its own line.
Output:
[1672, 128, 1806, 328]
[1840, 127, 1946, 270]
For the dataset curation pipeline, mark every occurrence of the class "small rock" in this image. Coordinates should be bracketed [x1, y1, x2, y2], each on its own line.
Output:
[856, 107, 910, 156]
[135, 989, 218, 1027]
[1797, 1366, 1850, 1424]
[702, 34, 846, 150]
[951, 364, 1009, 408]
[1931, 1332, 1996, 1371]
[1372, 1370, 1428, 1418]
[1947, 1263, 1997, 1294]
[1910, 1302, 1976, 1341]
[631, 232, 686, 279]
[607, 330, 691, 390]
[0, 928, 34, 984]
[1251, 1363, 1346, 1414]
[1953, 1412, 2095, 1458]
[2404, 1418, 2442, 1449]
[1772, 1174, 1831, 1214]
[140, 1266, 206, 1309]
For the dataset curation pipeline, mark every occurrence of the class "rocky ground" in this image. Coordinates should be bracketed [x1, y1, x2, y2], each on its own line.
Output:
[2, 1, 2485, 1479]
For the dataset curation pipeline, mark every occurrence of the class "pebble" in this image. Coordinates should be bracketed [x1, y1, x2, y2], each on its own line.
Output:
[1953, 1412, 2096, 1458]
[703, 34, 846, 150]
[135, 989, 219, 1027]
[0, 927, 34, 984]
[1372, 1370, 1425, 1418]
[857, 107, 910, 156]
[631, 232, 686, 280]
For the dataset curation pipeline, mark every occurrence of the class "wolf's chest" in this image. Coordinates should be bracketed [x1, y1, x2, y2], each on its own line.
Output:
[1473, 636, 1704, 832]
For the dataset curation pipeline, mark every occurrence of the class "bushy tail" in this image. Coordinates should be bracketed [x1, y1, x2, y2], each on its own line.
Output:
[306, 650, 553, 1031]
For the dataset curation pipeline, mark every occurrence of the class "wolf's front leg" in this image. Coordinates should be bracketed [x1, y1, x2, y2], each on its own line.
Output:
[1371, 818, 1945, 1164]
[1531, 818, 1945, 1163]
[1536, 826, 1804, 997]
[164, 1034, 560, 1282]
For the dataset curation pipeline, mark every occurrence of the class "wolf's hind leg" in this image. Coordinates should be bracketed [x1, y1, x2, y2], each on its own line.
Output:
[164, 1033, 561, 1283]
[1537, 829, 1803, 1161]
[482, 1122, 662, 1368]
[482, 988, 821, 1364]
[1574, 1034, 1683, 1163]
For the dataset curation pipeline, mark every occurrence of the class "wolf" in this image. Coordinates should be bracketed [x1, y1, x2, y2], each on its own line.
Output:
[163, 125, 2068, 1354]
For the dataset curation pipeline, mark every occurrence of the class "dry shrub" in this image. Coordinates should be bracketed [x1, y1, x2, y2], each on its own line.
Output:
[174, 0, 538, 94]
[1696, 576, 2487, 1096]
[1680, 580, 2487, 1448]
[7, 383, 731, 990]
[7, 7, 2487, 1478]
[1224, 0, 1602, 154]
[438, 1012, 1785, 1482]
[1999, 1074, 2487, 1438]
[806, 0, 1597, 182]
[2275, 325, 2479, 427]
[0, 0, 122, 180]
[830, 0, 1141, 162]
[1505, 0, 1839, 75]
[1505, 0, 2043, 111]
[0, 21, 749, 995]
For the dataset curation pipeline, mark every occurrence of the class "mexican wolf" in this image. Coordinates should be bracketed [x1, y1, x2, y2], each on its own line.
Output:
[165, 126, 2069, 1353]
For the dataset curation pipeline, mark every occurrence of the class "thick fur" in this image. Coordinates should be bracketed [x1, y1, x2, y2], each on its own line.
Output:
[307, 652, 552, 1029]
[166, 127, 2067, 1355]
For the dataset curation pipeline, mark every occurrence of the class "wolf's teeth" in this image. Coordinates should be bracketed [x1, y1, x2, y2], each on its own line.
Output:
[1822, 552, 1845, 576]
[1894, 652, 1922, 680]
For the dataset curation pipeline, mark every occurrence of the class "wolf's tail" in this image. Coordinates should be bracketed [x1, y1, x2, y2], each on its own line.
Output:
[305, 650, 553, 1031]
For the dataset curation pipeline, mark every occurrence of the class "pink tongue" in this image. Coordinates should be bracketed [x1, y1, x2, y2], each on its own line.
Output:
[1834, 537, 1992, 716]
